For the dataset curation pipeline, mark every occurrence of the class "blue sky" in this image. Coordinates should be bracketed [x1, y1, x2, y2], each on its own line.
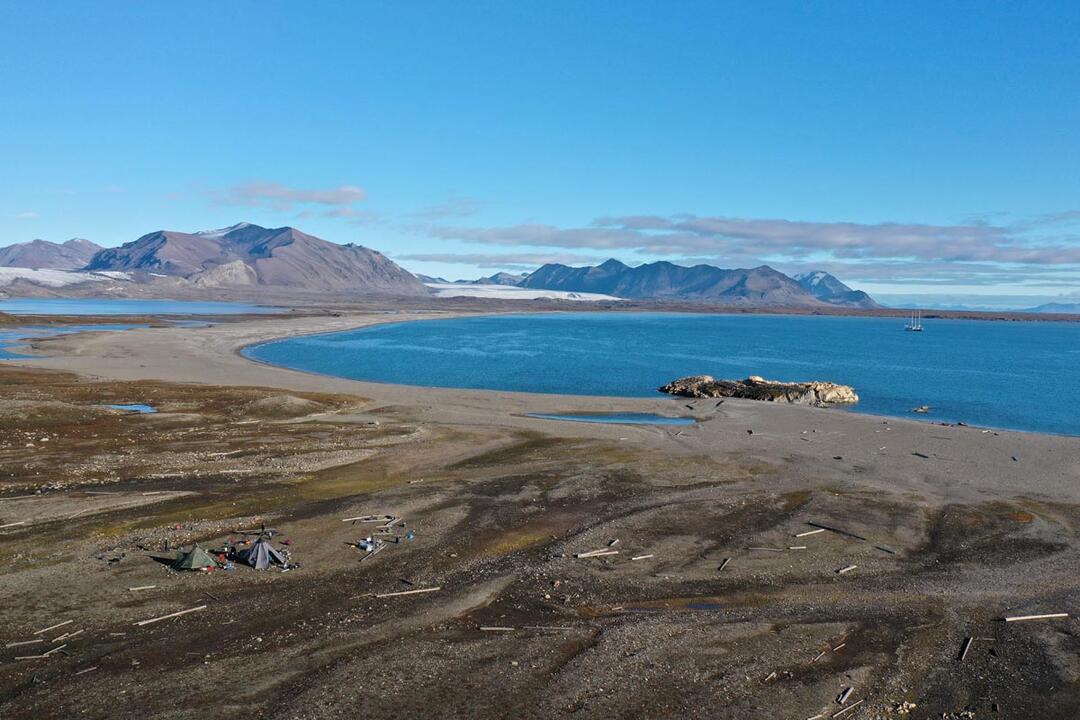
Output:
[1, 2, 1079, 303]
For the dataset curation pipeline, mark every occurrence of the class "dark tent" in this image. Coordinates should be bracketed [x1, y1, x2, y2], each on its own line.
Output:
[238, 537, 288, 570]
[172, 544, 219, 571]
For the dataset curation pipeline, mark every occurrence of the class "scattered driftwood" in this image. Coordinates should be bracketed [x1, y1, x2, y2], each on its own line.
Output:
[0, 521, 27, 529]
[74, 666, 99, 675]
[522, 626, 576, 632]
[1004, 613, 1068, 622]
[33, 620, 73, 635]
[837, 565, 857, 575]
[789, 545, 807, 550]
[342, 514, 396, 523]
[808, 521, 897, 554]
[134, 605, 207, 627]
[5, 639, 43, 648]
[631, 554, 654, 561]
[127, 585, 156, 592]
[479, 626, 515, 632]
[959, 637, 973, 661]
[608, 539, 620, 547]
[576, 549, 619, 558]
[747, 547, 785, 552]
[831, 699, 863, 717]
[812, 650, 826, 662]
[836, 687, 852, 704]
[358, 543, 387, 563]
[795, 528, 826, 538]
[42, 643, 67, 657]
[718, 557, 731, 571]
[375, 586, 441, 598]
[13, 653, 50, 661]
[832, 643, 846, 651]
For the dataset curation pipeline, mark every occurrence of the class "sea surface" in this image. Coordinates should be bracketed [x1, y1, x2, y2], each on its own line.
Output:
[0, 298, 278, 315]
[244, 312, 1080, 436]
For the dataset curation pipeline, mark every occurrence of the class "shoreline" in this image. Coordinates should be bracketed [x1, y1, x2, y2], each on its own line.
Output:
[8, 307, 1072, 439]
[6, 306, 1036, 436]
[6, 309, 1078, 502]
[237, 309, 1078, 440]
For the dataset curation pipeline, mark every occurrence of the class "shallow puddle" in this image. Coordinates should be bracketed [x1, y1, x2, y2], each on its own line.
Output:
[106, 404, 158, 414]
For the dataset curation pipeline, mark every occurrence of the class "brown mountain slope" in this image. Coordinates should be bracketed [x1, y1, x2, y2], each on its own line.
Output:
[85, 223, 427, 294]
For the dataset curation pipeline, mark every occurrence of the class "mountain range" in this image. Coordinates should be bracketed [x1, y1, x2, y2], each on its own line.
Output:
[1, 225, 877, 306]
[0, 238, 102, 269]
[516, 259, 878, 307]
[75, 222, 425, 294]
[83, 222, 426, 294]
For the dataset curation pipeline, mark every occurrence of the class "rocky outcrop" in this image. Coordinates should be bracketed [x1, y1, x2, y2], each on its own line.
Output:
[190, 259, 258, 287]
[659, 375, 858, 407]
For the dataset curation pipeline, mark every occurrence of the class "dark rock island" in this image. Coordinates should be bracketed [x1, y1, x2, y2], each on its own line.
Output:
[660, 374, 859, 407]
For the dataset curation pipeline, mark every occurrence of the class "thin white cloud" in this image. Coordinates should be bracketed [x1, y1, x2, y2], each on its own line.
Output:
[11, 211, 39, 219]
[409, 196, 484, 221]
[321, 207, 381, 225]
[211, 182, 367, 212]
[399, 251, 600, 270]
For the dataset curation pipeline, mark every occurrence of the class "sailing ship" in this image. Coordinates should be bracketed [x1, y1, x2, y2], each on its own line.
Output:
[905, 310, 924, 332]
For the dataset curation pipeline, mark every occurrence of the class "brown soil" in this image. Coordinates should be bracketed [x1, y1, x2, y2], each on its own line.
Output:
[0, 360, 1077, 719]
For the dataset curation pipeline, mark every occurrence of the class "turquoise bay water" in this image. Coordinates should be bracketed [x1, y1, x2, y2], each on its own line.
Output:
[0, 298, 277, 315]
[245, 313, 1080, 436]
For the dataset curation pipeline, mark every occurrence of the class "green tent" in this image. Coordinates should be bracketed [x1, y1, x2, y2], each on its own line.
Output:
[171, 544, 219, 571]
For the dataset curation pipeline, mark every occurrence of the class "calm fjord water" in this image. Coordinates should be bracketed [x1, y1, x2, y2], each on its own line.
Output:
[246, 313, 1080, 436]
[0, 298, 277, 315]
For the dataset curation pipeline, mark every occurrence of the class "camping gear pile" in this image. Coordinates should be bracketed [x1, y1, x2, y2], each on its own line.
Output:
[344, 513, 414, 561]
[169, 531, 292, 573]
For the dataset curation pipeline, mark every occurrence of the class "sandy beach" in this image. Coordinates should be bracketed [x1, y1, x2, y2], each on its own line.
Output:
[1, 310, 1078, 719]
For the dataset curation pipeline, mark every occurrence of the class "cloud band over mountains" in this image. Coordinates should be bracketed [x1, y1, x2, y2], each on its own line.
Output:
[423, 214, 1080, 264]
[415, 212, 1080, 285]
